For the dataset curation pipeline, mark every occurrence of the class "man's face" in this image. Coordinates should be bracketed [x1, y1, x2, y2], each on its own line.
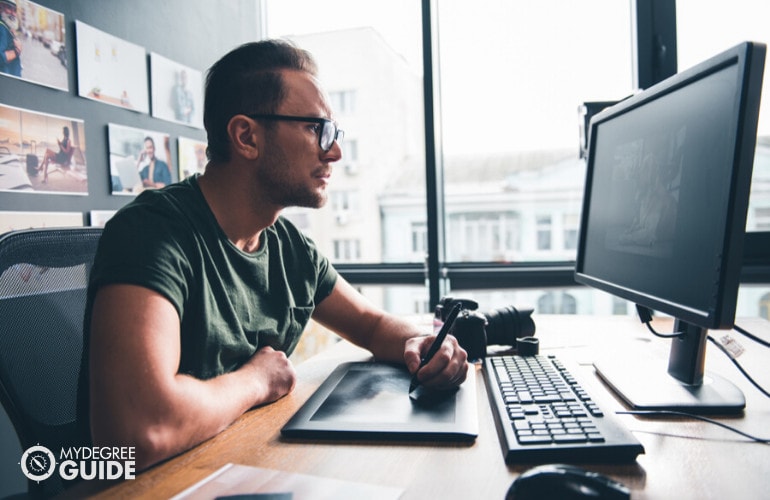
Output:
[254, 70, 342, 209]
[1, 4, 18, 31]
[144, 140, 156, 159]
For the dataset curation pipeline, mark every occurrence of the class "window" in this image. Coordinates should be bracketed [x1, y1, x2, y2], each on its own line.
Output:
[563, 213, 579, 251]
[411, 221, 427, 257]
[329, 90, 357, 115]
[437, 0, 631, 267]
[330, 190, 359, 213]
[536, 215, 552, 251]
[343, 139, 359, 175]
[265, 1, 770, 318]
[612, 297, 629, 316]
[266, 0, 425, 277]
[761, 292, 770, 320]
[754, 207, 770, 231]
[447, 211, 518, 262]
[537, 291, 577, 315]
[333, 239, 361, 262]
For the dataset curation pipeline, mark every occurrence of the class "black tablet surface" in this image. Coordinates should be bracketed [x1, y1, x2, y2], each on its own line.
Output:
[280, 362, 478, 441]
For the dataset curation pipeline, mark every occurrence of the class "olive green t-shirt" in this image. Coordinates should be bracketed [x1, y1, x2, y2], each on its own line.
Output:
[76, 175, 337, 442]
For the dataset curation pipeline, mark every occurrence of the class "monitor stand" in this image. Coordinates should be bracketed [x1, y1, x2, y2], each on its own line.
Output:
[593, 319, 745, 414]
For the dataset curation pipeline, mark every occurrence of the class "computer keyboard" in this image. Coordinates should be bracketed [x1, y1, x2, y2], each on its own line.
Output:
[483, 354, 644, 463]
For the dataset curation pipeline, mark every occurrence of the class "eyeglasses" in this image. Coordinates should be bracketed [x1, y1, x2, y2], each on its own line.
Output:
[246, 114, 344, 152]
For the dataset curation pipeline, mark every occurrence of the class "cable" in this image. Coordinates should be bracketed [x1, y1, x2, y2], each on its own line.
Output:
[642, 320, 683, 338]
[617, 410, 770, 444]
[733, 323, 770, 349]
[706, 336, 770, 398]
[635, 304, 684, 338]
[634, 305, 770, 396]
[633, 304, 770, 397]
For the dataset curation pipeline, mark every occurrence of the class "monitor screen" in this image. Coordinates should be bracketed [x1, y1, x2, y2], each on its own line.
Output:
[575, 41, 766, 413]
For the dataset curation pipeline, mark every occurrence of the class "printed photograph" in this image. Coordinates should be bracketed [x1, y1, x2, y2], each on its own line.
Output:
[108, 123, 174, 195]
[75, 20, 149, 113]
[0, 210, 82, 233]
[0, 211, 88, 300]
[0, 211, 85, 299]
[0, 0, 67, 90]
[177, 136, 206, 179]
[151, 53, 204, 128]
[88, 209, 117, 227]
[0, 103, 88, 194]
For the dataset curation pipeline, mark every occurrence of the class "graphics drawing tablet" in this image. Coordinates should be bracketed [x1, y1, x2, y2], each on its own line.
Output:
[280, 361, 478, 441]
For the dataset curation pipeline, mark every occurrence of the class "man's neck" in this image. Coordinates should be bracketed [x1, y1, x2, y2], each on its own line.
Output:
[197, 163, 281, 253]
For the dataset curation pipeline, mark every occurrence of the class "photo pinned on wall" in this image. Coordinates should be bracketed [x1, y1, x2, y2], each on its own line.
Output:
[0, 0, 68, 91]
[177, 136, 207, 180]
[0, 211, 85, 298]
[0, 210, 83, 233]
[74, 20, 149, 113]
[151, 53, 204, 129]
[89, 210, 117, 227]
[108, 123, 175, 196]
[0, 102, 88, 195]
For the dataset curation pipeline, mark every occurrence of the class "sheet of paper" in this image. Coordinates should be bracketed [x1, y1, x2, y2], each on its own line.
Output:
[171, 463, 403, 500]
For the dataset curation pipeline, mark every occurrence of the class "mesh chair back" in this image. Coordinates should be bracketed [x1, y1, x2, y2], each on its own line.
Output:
[0, 227, 102, 497]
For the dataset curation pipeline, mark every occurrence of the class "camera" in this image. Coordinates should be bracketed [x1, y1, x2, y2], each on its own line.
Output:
[435, 296, 536, 360]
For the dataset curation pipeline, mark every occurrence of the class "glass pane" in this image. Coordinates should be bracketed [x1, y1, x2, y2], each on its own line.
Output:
[437, 1, 632, 263]
[448, 287, 633, 318]
[265, 0, 426, 264]
[676, 0, 770, 233]
[737, 285, 770, 321]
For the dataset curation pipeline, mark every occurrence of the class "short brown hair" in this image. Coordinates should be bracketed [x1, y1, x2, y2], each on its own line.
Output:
[203, 39, 318, 163]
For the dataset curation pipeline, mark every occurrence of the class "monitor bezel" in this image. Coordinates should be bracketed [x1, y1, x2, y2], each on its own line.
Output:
[575, 41, 766, 331]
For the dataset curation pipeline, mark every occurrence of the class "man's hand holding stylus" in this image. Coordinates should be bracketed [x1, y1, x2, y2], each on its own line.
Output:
[405, 334, 469, 391]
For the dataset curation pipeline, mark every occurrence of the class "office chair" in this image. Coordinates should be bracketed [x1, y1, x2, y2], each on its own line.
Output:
[0, 227, 102, 498]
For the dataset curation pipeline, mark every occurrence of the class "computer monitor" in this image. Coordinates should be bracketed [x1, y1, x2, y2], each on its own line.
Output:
[574, 41, 766, 414]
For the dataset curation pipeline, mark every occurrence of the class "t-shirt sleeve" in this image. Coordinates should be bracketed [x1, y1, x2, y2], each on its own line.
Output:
[90, 199, 193, 318]
[303, 231, 338, 304]
[314, 251, 338, 304]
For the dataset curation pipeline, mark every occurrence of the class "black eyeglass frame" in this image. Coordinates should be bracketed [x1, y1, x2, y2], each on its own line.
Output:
[246, 113, 344, 152]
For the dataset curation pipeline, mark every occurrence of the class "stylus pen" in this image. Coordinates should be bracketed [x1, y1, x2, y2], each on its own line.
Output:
[408, 302, 463, 394]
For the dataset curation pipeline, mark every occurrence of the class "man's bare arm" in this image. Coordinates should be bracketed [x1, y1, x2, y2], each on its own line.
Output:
[88, 284, 296, 470]
[312, 278, 468, 389]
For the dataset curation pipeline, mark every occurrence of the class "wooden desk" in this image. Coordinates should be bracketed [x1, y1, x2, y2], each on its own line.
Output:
[64, 315, 770, 499]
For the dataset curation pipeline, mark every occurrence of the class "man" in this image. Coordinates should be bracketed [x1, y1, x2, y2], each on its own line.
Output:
[0, 0, 21, 77]
[77, 39, 468, 471]
[137, 136, 172, 188]
[172, 69, 195, 123]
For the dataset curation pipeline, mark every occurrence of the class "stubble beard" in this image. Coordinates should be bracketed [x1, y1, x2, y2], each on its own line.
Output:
[257, 143, 327, 210]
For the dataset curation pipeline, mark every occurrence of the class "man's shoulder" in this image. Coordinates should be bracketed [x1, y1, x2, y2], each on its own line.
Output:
[271, 215, 310, 242]
[110, 178, 200, 228]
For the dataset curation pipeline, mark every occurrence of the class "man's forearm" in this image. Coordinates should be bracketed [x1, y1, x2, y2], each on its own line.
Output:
[92, 362, 264, 470]
[365, 313, 427, 363]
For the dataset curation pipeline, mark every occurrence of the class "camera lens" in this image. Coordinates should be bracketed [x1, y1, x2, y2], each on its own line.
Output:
[484, 306, 535, 346]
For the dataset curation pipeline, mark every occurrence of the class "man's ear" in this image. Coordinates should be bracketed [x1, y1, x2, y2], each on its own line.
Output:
[227, 115, 260, 160]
